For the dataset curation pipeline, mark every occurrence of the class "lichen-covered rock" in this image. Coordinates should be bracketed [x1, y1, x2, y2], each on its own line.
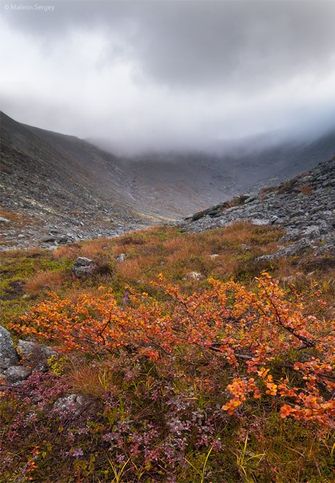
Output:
[250, 218, 271, 226]
[184, 271, 204, 281]
[53, 394, 89, 416]
[16, 340, 57, 370]
[72, 257, 97, 278]
[4, 365, 32, 383]
[0, 326, 19, 370]
[116, 253, 126, 262]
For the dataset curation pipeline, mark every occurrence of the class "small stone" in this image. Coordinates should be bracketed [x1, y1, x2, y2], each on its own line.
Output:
[17, 339, 56, 359]
[53, 394, 88, 416]
[185, 271, 204, 281]
[303, 225, 320, 237]
[4, 365, 32, 383]
[116, 253, 126, 262]
[74, 257, 93, 266]
[72, 257, 97, 278]
[250, 218, 271, 226]
[0, 216, 10, 223]
[41, 236, 58, 243]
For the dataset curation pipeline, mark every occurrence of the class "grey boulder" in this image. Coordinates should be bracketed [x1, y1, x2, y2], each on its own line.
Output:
[4, 365, 32, 383]
[16, 339, 57, 370]
[72, 257, 97, 278]
[53, 394, 89, 416]
[0, 326, 19, 369]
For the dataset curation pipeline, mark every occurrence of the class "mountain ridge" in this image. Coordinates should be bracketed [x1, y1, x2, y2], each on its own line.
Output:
[1, 110, 335, 249]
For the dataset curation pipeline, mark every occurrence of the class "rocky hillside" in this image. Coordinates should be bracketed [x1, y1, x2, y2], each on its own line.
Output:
[0, 111, 149, 249]
[96, 128, 335, 218]
[2, 110, 335, 249]
[184, 157, 335, 258]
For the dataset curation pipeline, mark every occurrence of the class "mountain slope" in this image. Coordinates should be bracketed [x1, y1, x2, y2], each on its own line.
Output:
[184, 156, 335, 258]
[96, 128, 335, 218]
[1, 110, 335, 248]
[0, 111, 148, 248]
[0, 111, 137, 217]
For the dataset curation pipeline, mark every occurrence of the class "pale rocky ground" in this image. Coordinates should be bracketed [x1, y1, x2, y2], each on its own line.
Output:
[183, 157, 335, 258]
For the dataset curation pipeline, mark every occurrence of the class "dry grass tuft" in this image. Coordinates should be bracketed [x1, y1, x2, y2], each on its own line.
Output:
[79, 239, 111, 259]
[0, 208, 22, 222]
[25, 270, 65, 295]
[69, 363, 114, 398]
[298, 183, 313, 196]
[117, 258, 143, 282]
[53, 244, 80, 260]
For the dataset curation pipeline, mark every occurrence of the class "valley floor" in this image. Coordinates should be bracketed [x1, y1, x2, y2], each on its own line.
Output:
[0, 222, 334, 481]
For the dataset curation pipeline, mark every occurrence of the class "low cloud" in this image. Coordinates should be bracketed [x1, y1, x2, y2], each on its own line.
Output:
[1, 0, 335, 153]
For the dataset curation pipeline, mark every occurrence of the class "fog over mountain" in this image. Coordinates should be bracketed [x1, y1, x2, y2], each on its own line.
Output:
[1, 0, 335, 154]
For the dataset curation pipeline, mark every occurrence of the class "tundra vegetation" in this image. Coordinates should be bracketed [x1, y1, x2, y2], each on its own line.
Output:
[0, 222, 334, 482]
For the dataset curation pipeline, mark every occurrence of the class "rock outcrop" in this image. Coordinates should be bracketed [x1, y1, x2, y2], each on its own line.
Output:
[0, 325, 58, 384]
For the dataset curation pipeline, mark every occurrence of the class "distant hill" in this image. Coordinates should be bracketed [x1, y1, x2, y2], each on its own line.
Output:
[1, 110, 335, 248]
[96, 129, 335, 218]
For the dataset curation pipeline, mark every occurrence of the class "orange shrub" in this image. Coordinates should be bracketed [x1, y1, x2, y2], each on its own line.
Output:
[10, 273, 335, 427]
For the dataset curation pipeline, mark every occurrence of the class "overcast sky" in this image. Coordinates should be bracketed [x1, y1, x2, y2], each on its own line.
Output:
[1, 0, 335, 153]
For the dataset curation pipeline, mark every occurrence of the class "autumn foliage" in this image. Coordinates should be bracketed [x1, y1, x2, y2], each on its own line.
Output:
[1, 222, 335, 480]
[10, 272, 335, 428]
